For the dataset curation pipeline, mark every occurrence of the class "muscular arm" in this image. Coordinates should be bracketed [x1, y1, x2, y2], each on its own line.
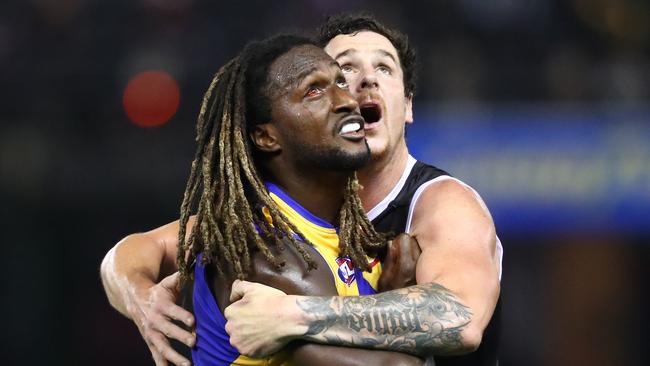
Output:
[100, 218, 187, 316]
[294, 283, 471, 356]
[223, 239, 424, 366]
[227, 179, 500, 358]
[408, 179, 500, 351]
[100, 217, 195, 366]
[301, 179, 499, 356]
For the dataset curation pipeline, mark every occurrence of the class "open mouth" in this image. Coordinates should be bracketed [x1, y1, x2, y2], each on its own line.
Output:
[338, 115, 365, 140]
[360, 103, 382, 124]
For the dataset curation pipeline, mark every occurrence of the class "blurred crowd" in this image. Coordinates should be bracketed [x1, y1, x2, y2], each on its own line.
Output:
[0, 1, 648, 365]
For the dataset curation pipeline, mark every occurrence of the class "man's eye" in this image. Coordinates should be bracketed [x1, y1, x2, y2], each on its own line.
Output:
[305, 86, 323, 97]
[340, 64, 354, 73]
[377, 65, 392, 75]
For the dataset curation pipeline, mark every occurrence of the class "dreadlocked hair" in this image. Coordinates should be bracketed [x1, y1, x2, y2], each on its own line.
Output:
[337, 174, 388, 270]
[177, 34, 387, 285]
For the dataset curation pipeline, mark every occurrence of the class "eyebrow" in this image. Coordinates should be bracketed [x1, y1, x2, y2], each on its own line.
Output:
[333, 48, 355, 60]
[333, 48, 397, 63]
[295, 61, 340, 85]
[377, 50, 397, 63]
[294, 66, 318, 85]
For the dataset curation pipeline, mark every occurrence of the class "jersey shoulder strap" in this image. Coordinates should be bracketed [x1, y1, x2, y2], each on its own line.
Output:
[371, 161, 449, 234]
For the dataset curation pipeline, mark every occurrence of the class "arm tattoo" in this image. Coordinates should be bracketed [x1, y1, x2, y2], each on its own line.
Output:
[295, 283, 472, 355]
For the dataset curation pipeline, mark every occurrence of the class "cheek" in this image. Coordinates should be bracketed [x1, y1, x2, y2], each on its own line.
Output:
[384, 85, 407, 117]
[343, 72, 357, 84]
[344, 74, 362, 95]
[304, 99, 330, 119]
[382, 77, 406, 97]
[297, 102, 330, 138]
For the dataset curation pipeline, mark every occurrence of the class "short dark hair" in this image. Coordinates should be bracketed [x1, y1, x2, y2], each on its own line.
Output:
[317, 12, 417, 97]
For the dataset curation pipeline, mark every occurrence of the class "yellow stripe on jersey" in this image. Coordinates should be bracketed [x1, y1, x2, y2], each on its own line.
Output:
[219, 186, 382, 366]
[269, 191, 382, 296]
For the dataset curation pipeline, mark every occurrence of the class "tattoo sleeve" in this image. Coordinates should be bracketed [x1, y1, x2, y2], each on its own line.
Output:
[295, 283, 472, 356]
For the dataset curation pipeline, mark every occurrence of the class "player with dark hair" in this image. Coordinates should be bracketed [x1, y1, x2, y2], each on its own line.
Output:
[316, 12, 418, 98]
[114, 33, 424, 365]
[101, 12, 501, 366]
[222, 13, 501, 365]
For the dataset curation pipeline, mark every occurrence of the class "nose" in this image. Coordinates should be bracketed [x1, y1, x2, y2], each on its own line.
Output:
[332, 87, 359, 114]
[358, 71, 379, 91]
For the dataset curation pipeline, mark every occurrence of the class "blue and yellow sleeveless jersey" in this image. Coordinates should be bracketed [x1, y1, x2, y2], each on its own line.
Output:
[191, 182, 382, 365]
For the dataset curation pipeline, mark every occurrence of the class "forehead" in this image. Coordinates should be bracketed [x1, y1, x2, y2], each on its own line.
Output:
[324, 31, 399, 63]
[268, 44, 335, 88]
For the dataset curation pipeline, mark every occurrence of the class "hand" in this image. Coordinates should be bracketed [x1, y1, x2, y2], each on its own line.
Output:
[378, 233, 421, 292]
[224, 280, 304, 358]
[129, 272, 195, 366]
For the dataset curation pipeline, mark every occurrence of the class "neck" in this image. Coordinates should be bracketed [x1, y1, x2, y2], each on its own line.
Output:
[266, 166, 349, 225]
[357, 144, 410, 211]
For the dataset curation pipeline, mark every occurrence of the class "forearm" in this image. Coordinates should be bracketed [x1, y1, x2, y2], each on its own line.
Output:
[291, 283, 476, 357]
[100, 234, 167, 316]
[291, 343, 424, 366]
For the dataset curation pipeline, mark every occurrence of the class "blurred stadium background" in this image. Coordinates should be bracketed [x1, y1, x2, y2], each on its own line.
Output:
[1, 0, 648, 365]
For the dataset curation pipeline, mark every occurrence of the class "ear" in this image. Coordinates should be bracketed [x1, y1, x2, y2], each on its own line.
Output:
[250, 123, 282, 153]
[404, 93, 414, 124]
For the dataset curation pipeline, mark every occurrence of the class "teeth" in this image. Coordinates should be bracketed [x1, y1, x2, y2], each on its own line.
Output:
[340, 122, 361, 135]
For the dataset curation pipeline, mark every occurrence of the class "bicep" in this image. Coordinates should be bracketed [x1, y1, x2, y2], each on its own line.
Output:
[410, 180, 500, 326]
[143, 216, 196, 277]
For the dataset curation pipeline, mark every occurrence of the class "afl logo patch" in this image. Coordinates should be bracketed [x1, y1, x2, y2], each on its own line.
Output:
[336, 256, 355, 286]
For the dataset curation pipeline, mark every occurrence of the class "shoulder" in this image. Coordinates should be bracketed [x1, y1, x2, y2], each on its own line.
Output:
[209, 238, 337, 312]
[410, 176, 491, 220]
[408, 176, 496, 249]
[247, 239, 337, 297]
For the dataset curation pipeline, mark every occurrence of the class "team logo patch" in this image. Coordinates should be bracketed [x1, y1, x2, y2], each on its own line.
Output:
[336, 256, 356, 286]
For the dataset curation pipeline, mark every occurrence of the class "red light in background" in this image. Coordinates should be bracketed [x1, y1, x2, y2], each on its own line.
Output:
[123, 70, 180, 128]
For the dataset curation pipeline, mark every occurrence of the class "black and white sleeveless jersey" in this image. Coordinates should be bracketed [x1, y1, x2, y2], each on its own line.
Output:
[368, 155, 503, 366]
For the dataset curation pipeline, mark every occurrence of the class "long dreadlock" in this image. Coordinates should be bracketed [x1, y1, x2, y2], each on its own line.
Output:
[177, 35, 387, 285]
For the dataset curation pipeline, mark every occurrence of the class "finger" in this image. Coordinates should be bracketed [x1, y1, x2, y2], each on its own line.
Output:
[150, 332, 191, 366]
[393, 232, 412, 248]
[403, 234, 422, 259]
[150, 348, 168, 366]
[383, 237, 399, 266]
[157, 320, 196, 347]
[395, 233, 420, 258]
[159, 272, 181, 291]
[389, 236, 400, 258]
[146, 336, 168, 366]
[394, 232, 410, 240]
[223, 300, 237, 320]
[229, 279, 250, 302]
[164, 302, 195, 328]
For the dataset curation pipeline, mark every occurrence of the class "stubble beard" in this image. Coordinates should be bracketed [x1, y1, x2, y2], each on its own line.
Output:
[293, 139, 371, 172]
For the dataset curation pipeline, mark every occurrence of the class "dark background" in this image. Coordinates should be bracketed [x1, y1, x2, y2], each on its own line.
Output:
[1, 0, 648, 365]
